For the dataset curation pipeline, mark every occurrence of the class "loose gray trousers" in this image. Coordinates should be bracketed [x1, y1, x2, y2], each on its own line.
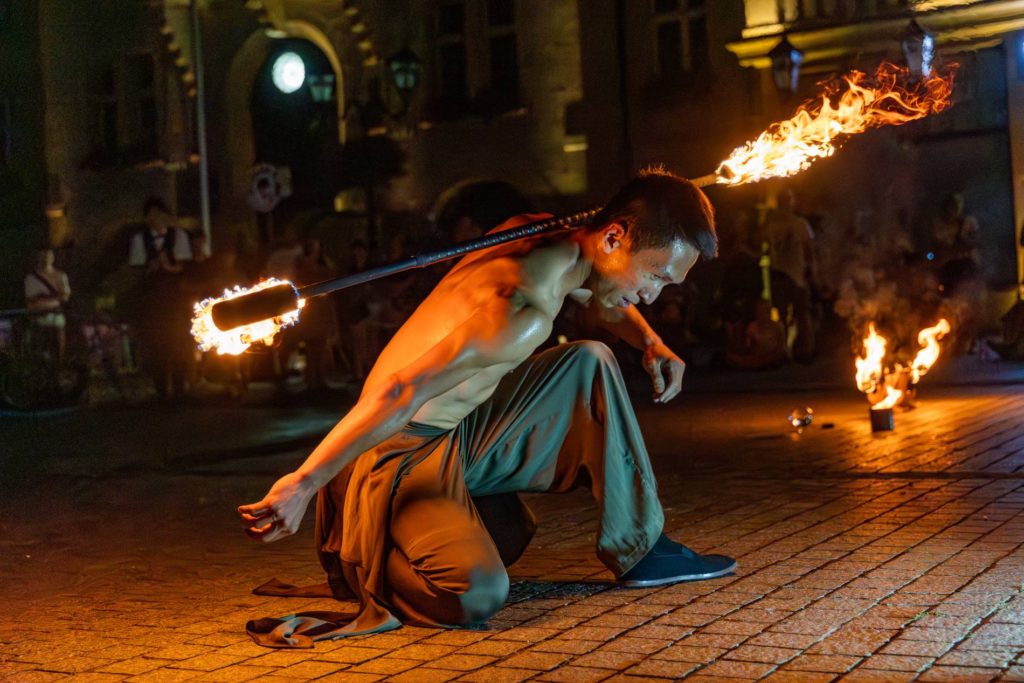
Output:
[248, 341, 665, 648]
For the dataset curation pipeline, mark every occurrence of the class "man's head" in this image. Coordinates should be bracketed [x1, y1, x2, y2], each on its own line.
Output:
[585, 167, 717, 309]
[143, 197, 171, 235]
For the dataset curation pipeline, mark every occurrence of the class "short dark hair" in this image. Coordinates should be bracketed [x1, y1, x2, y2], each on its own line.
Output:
[592, 166, 718, 260]
[143, 196, 169, 216]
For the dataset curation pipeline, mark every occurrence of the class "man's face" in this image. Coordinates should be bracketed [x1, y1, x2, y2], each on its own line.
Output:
[590, 226, 700, 310]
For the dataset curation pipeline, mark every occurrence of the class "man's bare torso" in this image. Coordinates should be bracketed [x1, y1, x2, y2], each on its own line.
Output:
[362, 220, 591, 429]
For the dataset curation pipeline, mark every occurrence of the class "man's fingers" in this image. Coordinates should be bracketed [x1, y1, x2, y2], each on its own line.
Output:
[238, 501, 269, 516]
[239, 508, 273, 522]
[244, 521, 276, 540]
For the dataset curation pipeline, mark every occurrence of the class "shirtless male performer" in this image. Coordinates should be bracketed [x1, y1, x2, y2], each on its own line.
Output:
[239, 168, 737, 646]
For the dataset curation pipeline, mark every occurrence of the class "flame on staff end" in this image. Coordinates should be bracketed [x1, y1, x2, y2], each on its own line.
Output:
[714, 62, 956, 186]
[191, 278, 303, 355]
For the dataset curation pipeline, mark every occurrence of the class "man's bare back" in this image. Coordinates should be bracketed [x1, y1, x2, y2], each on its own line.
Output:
[364, 218, 589, 429]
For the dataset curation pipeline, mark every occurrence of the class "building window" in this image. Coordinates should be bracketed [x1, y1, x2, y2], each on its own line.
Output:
[87, 53, 159, 165]
[484, 0, 519, 111]
[436, 0, 467, 102]
[653, 0, 708, 77]
[125, 53, 158, 155]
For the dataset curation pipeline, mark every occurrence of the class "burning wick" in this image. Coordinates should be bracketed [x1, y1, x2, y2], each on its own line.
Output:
[710, 62, 956, 186]
[191, 278, 304, 356]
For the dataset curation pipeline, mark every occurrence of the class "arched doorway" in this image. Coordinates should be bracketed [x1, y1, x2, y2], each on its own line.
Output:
[250, 38, 338, 235]
[219, 22, 345, 249]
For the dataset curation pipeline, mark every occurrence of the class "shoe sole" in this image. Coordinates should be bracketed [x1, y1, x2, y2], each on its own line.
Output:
[618, 559, 737, 588]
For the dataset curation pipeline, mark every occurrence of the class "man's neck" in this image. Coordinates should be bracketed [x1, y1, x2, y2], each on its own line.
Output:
[566, 232, 596, 291]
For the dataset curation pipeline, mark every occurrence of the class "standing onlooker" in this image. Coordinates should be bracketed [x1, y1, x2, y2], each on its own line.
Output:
[931, 192, 984, 354]
[763, 188, 816, 361]
[128, 197, 193, 400]
[24, 248, 71, 360]
[286, 238, 336, 391]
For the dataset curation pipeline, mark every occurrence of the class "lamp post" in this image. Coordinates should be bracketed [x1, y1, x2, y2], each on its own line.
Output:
[769, 36, 804, 95]
[901, 19, 935, 78]
[387, 47, 422, 115]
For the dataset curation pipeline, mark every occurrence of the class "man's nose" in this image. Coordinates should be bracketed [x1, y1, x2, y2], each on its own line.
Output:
[640, 284, 663, 305]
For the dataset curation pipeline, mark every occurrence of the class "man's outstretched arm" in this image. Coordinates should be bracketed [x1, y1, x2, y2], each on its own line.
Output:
[238, 299, 550, 542]
[581, 302, 686, 403]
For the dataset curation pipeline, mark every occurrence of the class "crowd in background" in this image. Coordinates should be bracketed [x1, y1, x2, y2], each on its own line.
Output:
[4, 181, 1019, 407]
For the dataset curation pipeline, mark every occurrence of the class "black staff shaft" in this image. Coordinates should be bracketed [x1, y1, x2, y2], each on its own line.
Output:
[298, 208, 600, 300]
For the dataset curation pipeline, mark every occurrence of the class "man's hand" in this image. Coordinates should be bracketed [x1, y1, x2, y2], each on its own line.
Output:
[643, 342, 685, 403]
[238, 471, 316, 543]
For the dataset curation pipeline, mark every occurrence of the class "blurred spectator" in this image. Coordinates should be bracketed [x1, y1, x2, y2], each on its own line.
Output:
[763, 188, 816, 361]
[932, 193, 985, 354]
[341, 240, 375, 381]
[932, 193, 980, 276]
[264, 228, 303, 283]
[128, 196, 193, 400]
[724, 299, 787, 370]
[987, 300, 1024, 361]
[433, 180, 535, 243]
[287, 238, 337, 391]
[23, 248, 71, 360]
[718, 207, 763, 326]
[128, 197, 193, 270]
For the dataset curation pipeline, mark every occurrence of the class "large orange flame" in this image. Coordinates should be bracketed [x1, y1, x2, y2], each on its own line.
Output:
[191, 278, 303, 356]
[715, 62, 955, 186]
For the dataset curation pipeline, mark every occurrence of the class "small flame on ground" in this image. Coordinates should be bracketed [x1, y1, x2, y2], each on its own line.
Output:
[855, 319, 951, 408]
[855, 323, 887, 394]
[191, 278, 303, 355]
[910, 318, 951, 383]
[873, 385, 903, 411]
[715, 62, 956, 186]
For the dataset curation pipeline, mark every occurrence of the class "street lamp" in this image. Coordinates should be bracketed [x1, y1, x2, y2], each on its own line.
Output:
[272, 51, 306, 93]
[901, 19, 934, 78]
[308, 73, 336, 103]
[769, 36, 803, 95]
[387, 47, 422, 111]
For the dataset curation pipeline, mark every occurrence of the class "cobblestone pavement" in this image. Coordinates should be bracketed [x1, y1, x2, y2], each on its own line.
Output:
[4, 383, 1024, 682]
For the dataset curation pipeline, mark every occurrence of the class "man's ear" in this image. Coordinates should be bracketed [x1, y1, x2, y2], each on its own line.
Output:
[601, 222, 627, 254]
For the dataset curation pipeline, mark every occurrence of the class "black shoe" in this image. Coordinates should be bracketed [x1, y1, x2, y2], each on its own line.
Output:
[618, 534, 736, 588]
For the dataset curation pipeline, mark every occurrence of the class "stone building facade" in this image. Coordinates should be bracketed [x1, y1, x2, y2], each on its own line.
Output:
[4, 0, 1023, 309]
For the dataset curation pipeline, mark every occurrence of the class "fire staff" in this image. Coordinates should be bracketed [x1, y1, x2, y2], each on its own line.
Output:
[238, 168, 736, 647]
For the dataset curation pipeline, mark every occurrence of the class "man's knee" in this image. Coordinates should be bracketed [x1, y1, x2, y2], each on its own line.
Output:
[457, 566, 509, 625]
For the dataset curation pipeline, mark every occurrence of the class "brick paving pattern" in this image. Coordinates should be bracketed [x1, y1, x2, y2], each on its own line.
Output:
[3, 385, 1024, 681]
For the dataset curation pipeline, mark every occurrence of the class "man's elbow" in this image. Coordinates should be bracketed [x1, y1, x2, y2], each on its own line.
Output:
[374, 374, 422, 422]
